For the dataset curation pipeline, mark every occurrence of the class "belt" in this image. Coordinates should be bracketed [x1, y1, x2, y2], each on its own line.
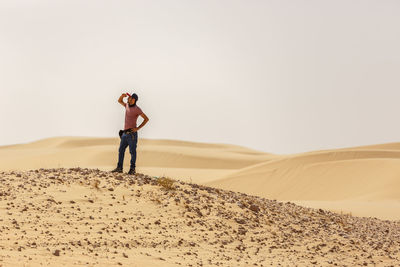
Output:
[119, 129, 134, 138]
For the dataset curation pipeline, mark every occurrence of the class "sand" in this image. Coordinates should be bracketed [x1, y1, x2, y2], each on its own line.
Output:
[1, 136, 399, 220]
[0, 137, 399, 266]
[0, 168, 399, 266]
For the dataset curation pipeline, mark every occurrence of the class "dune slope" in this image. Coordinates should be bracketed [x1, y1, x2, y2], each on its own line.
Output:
[0, 168, 399, 266]
[206, 149, 400, 220]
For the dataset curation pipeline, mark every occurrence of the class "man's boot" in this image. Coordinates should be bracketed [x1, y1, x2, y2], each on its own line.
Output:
[111, 167, 123, 173]
[128, 168, 136, 175]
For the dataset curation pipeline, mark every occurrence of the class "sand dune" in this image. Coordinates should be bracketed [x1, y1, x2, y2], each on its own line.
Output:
[330, 142, 400, 151]
[0, 168, 399, 266]
[1, 137, 400, 220]
[0, 137, 275, 186]
[1, 137, 400, 265]
[207, 149, 400, 220]
[207, 150, 400, 200]
[0, 136, 273, 171]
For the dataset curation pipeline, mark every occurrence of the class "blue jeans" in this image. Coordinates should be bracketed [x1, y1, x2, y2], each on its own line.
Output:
[117, 132, 138, 170]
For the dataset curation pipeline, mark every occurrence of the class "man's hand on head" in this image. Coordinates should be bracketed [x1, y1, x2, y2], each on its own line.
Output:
[118, 93, 127, 107]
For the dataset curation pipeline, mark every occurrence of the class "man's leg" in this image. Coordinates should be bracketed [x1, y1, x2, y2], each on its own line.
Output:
[117, 134, 129, 169]
[127, 132, 138, 173]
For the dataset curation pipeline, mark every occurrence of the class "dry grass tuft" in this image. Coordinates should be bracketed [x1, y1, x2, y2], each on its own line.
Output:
[157, 177, 176, 191]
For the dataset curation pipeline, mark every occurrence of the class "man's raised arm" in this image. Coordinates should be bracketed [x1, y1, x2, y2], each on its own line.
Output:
[118, 93, 127, 107]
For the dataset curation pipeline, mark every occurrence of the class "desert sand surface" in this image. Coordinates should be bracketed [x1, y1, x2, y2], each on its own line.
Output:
[1, 136, 400, 220]
[0, 168, 399, 266]
[1, 137, 400, 266]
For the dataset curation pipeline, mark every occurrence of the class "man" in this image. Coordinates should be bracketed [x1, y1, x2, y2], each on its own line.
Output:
[112, 92, 149, 175]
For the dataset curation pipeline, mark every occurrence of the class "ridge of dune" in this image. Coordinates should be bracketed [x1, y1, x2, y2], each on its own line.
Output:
[0, 168, 399, 266]
[0, 136, 273, 154]
[336, 142, 400, 151]
[0, 137, 274, 177]
[293, 142, 400, 154]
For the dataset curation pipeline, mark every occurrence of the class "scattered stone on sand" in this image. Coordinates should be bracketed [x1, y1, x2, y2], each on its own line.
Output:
[0, 167, 399, 266]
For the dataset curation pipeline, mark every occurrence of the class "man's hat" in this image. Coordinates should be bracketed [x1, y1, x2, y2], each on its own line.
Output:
[126, 92, 138, 102]
[131, 93, 138, 101]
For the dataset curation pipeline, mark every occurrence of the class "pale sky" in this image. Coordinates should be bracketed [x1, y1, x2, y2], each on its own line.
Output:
[1, 0, 399, 154]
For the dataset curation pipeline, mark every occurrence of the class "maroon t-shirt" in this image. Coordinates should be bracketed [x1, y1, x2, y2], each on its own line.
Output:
[124, 103, 143, 130]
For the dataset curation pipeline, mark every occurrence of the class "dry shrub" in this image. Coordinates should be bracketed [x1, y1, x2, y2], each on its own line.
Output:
[157, 177, 176, 191]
